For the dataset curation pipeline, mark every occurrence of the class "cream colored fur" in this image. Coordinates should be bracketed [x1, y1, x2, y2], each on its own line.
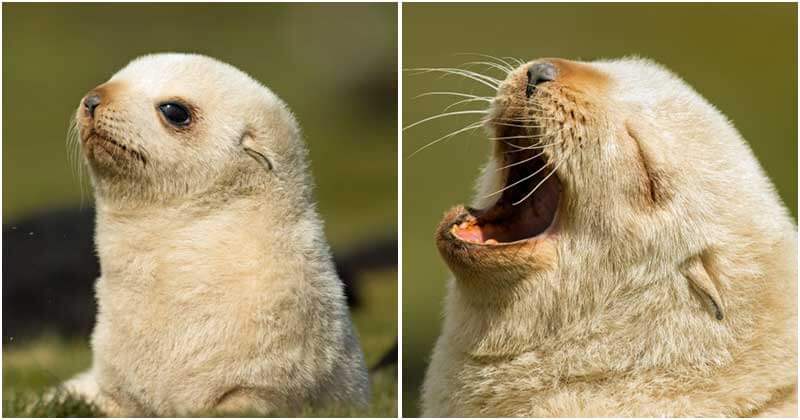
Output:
[422, 57, 797, 417]
[62, 53, 369, 416]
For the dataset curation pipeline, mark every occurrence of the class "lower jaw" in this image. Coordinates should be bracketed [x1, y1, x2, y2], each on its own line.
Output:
[450, 170, 561, 246]
[441, 203, 557, 247]
[434, 205, 560, 276]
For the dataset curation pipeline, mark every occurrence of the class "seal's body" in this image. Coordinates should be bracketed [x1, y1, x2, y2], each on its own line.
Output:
[64, 53, 369, 416]
[422, 57, 796, 417]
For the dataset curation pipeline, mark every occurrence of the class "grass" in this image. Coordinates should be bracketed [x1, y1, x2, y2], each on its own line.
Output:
[2, 272, 397, 417]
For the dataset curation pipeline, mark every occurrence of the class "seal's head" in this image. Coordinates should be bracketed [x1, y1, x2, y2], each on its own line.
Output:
[434, 57, 794, 356]
[76, 53, 309, 207]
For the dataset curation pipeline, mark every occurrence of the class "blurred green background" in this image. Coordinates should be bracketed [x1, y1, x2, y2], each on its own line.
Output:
[402, 3, 797, 416]
[3, 3, 397, 417]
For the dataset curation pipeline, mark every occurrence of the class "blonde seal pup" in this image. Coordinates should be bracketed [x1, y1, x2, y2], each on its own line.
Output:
[421, 57, 796, 417]
[62, 53, 369, 416]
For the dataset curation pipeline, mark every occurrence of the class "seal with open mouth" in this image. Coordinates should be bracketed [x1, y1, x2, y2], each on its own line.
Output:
[419, 57, 797, 417]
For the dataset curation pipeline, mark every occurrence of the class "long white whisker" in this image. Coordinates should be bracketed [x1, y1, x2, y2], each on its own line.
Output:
[463, 60, 513, 76]
[414, 91, 492, 101]
[403, 109, 487, 131]
[489, 134, 546, 141]
[408, 121, 484, 158]
[484, 157, 554, 199]
[503, 139, 564, 152]
[407, 68, 500, 90]
[435, 68, 502, 88]
[454, 53, 517, 72]
[491, 122, 548, 129]
[65, 115, 88, 207]
[444, 97, 492, 112]
[513, 157, 567, 206]
[489, 127, 568, 141]
[505, 56, 525, 67]
[496, 149, 548, 171]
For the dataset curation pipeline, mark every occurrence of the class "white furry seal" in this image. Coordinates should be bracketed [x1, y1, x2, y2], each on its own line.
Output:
[62, 53, 369, 416]
[421, 57, 796, 416]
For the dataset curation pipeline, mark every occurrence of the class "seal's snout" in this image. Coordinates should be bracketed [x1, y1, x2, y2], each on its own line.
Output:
[80, 81, 124, 120]
[83, 93, 102, 118]
[525, 62, 557, 98]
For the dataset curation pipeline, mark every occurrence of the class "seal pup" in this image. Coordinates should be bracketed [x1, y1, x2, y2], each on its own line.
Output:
[62, 53, 369, 416]
[419, 57, 796, 416]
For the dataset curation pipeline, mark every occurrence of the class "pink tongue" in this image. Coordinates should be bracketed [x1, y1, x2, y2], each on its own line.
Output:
[452, 223, 485, 243]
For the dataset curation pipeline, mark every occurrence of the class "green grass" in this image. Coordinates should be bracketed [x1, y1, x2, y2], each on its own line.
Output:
[2, 272, 397, 417]
[402, 4, 797, 416]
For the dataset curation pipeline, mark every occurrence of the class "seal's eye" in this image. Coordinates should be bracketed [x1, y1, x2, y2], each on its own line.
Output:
[158, 103, 191, 126]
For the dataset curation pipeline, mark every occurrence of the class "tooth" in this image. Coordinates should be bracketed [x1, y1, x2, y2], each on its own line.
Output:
[485, 239, 498, 245]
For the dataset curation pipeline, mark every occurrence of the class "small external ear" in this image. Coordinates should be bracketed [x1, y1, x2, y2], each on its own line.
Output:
[680, 254, 724, 320]
[240, 131, 274, 172]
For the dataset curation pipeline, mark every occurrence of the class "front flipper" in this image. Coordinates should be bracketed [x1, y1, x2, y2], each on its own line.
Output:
[50, 370, 123, 416]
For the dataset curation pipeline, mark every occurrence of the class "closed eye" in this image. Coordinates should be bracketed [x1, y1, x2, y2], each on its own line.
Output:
[625, 121, 669, 205]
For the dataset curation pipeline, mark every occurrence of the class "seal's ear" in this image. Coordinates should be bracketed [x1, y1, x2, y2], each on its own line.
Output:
[240, 131, 273, 172]
[681, 254, 724, 320]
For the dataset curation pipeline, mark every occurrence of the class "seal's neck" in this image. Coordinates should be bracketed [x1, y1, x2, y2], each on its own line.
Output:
[444, 265, 737, 370]
[93, 194, 329, 288]
[440, 249, 797, 415]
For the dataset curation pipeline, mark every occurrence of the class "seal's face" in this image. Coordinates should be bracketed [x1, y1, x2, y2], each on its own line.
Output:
[75, 53, 304, 205]
[436, 58, 752, 292]
[422, 58, 795, 416]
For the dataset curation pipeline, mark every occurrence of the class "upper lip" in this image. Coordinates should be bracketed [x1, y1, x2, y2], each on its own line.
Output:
[83, 129, 146, 165]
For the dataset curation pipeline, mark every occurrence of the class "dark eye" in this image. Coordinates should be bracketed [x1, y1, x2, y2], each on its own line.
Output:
[158, 103, 191, 126]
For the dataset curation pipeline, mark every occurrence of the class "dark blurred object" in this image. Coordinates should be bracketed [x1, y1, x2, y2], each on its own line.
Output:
[3, 207, 397, 343]
[370, 340, 397, 372]
[334, 233, 397, 307]
[342, 50, 397, 118]
[3, 207, 99, 342]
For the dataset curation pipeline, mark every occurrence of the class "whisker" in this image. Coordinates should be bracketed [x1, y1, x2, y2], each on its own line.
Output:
[483, 156, 554, 199]
[406, 68, 501, 91]
[489, 133, 545, 141]
[493, 114, 558, 122]
[453, 53, 516, 70]
[490, 134, 561, 143]
[512, 157, 567, 206]
[495, 105, 552, 114]
[404, 109, 487, 131]
[501, 104, 551, 112]
[65, 115, 88, 207]
[444, 97, 492, 112]
[66, 117, 79, 177]
[505, 56, 525, 67]
[408, 120, 484, 158]
[462, 61, 513, 76]
[434, 68, 502, 88]
[503, 140, 565, 152]
[496, 149, 548, 171]
[491, 121, 548, 129]
[413, 91, 492, 101]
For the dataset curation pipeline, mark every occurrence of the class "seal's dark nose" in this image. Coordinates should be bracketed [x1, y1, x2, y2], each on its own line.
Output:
[526, 62, 558, 98]
[83, 94, 101, 118]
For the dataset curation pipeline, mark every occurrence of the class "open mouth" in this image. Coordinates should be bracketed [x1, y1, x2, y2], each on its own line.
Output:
[451, 125, 562, 245]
